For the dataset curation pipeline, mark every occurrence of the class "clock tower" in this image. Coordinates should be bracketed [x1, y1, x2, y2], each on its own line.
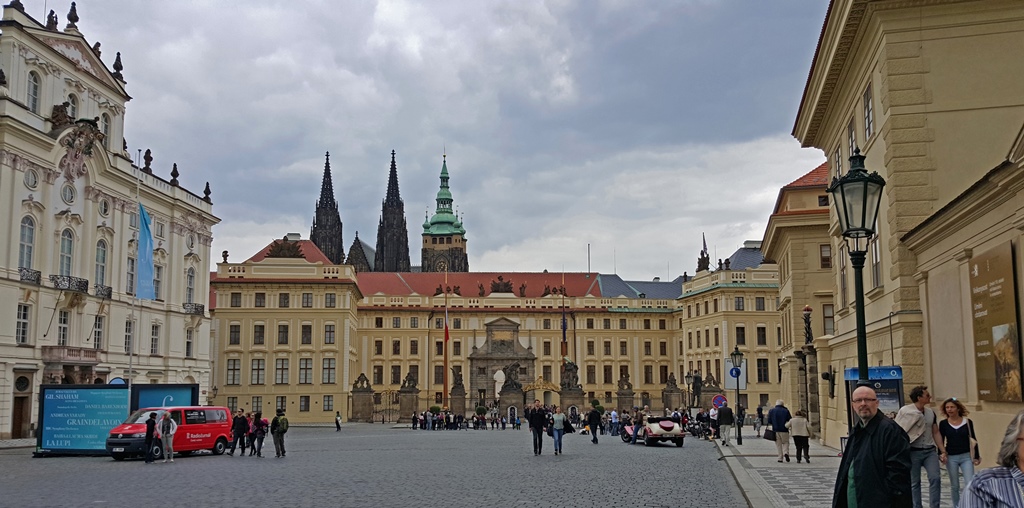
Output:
[421, 154, 468, 272]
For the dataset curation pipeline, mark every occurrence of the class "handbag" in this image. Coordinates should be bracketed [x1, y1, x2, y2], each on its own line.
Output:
[763, 424, 776, 442]
[564, 420, 575, 434]
[968, 418, 979, 460]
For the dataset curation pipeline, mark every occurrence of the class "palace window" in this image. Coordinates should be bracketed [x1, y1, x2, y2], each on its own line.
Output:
[92, 316, 104, 349]
[302, 293, 313, 308]
[57, 310, 70, 346]
[757, 359, 769, 383]
[410, 317, 418, 328]
[755, 297, 765, 311]
[94, 240, 107, 285]
[27, 72, 40, 113]
[301, 324, 312, 344]
[299, 396, 309, 412]
[59, 229, 74, 276]
[324, 324, 335, 345]
[226, 359, 241, 385]
[298, 358, 313, 384]
[736, 326, 746, 346]
[323, 395, 333, 411]
[253, 324, 265, 345]
[587, 341, 595, 355]
[863, 84, 874, 139]
[757, 326, 767, 346]
[255, 293, 266, 307]
[275, 359, 289, 384]
[19, 216, 35, 269]
[230, 292, 241, 307]
[734, 297, 744, 311]
[410, 340, 418, 355]
[278, 293, 289, 308]
[278, 324, 288, 344]
[229, 324, 240, 345]
[325, 293, 336, 308]
[251, 359, 265, 385]
[823, 304, 835, 335]
[820, 244, 832, 269]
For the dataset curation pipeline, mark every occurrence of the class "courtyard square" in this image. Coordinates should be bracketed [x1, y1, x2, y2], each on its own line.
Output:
[0, 425, 746, 508]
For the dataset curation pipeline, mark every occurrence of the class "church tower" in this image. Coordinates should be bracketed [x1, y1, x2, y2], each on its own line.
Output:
[309, 152, 344, 264]
[421, 155, 469, 272]
[373, 150, 411, 272]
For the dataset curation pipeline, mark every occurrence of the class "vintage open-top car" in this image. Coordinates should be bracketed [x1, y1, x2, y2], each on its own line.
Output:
[620, 416, 685, 447]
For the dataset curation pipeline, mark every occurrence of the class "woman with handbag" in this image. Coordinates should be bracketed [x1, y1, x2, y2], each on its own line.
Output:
[549, 406, 567, 455]
[939, 397, 980, 507]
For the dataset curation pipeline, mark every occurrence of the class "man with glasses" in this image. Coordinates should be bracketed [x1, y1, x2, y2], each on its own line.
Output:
[832, 386, 912, 507]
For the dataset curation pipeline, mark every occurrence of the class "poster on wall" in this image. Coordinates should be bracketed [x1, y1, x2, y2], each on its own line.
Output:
[845, 366, 905, 428]
[131, 384, 199, 411]
[970, 241, 1022, 402]
[35, 385, 129, 456]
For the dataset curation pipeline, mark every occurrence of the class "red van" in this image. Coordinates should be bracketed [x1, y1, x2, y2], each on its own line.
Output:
[105, 406, 232, 461]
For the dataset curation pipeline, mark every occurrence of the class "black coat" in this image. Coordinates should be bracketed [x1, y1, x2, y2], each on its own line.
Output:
[526, 408, 549, 429]
[232, 415, 249, 433]
[832, 411, 912, 508]
[587, 409, 602, 428]
[717, 406, 735, 425]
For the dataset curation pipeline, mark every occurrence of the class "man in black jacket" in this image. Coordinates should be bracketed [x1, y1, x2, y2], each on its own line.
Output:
[143, 412, 158, 464]
[717, 405, 735, 446]
[833, 386, 912, 507]
[587, 406, 602, 444]
[228, 409, 248, 456]
[526, 399, 549, 456]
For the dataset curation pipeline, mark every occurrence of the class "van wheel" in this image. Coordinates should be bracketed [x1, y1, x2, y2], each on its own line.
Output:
[150, 442, 163, 461]
[211, 438, 227, 455]
[111, 453, 126, 461]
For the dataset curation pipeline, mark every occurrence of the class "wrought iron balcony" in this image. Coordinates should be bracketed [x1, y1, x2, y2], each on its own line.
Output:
[49, 275, 90, 293]
[19, 267, 41, 285]
[94, 284, 112, 299]
[41, 345, 102, 365]
[183, 303, 206, 315]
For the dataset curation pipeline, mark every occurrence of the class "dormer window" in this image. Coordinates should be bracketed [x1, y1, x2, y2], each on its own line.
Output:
[27, 72, 40, 114]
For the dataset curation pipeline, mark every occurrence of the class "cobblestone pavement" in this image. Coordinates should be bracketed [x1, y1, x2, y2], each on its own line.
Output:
[0, 425, 747, 507]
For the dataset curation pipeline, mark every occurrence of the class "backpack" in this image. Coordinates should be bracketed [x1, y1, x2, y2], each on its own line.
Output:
[278, 416, 289, 434]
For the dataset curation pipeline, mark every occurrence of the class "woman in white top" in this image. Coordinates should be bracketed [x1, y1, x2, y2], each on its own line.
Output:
[786, 410, 810, 463]
[159, 412, 178, 463]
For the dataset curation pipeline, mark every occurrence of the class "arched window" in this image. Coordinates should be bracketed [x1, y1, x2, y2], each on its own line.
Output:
[95, 240, 108, 285]
[67, 94, 78, 118]
[100, 114, 111, 149]
[59, 229, 74, 276]
[19, 216, 35, 269]
[26, 72, 40, 114]
[185, 267, 195, 304]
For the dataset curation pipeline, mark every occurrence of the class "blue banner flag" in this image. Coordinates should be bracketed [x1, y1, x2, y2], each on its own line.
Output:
[136, 203, 155, 300]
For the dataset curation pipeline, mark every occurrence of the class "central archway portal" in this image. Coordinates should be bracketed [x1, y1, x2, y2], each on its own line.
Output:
[467, 318, 536, 412]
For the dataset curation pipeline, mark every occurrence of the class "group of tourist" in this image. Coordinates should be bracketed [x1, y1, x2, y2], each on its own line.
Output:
[225, 408, 288, 458]
[830, 385, 1015, 508]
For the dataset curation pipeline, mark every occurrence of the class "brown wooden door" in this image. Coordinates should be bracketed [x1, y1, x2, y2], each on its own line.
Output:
[12, 397, 27, 439]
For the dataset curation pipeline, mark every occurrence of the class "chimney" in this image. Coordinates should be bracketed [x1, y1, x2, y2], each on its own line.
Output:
[285, 233, 301, 241]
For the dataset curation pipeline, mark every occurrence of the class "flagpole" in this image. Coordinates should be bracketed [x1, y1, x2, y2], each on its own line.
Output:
[443, 270, 449, 409]
[560, 270, 566, 369]
[128, 149, 141, 406]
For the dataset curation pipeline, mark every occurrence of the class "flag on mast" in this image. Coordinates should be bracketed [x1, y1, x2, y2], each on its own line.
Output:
[444, 272, 450, 342]
[561, 272, 567, 344]
[136, 203, 156, 300]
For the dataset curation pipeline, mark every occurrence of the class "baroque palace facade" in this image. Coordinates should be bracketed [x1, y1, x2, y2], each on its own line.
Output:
[0, 3, 219, 439]
[786, 0, 1024, 462]
[210, 235, 783, 423]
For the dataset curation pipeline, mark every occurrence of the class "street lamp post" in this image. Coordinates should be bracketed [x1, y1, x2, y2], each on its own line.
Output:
[730, 346, 744, 446]
[684, 372, 694, 408]
[827, 148, 886, 387]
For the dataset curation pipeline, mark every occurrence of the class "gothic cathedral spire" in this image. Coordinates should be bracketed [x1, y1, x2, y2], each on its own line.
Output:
[373, 150, 411, 272]
[309, 152, 345, 264]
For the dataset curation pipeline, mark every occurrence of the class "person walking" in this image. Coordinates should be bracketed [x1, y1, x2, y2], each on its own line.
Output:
[787, 410, 810, 463]
[768, 399, 793, 462]
[938, 397, 980, 507]
[755, 406, 764, 437]
[251, 411, 267, 458]
[246, 413, 256, 456]
[717, 404, 734, 446]
[526, 399, 549, 456]
[159, 412, 177, 463]
[610, 409, 620, 436]
[335, 411, 342, 432]
[709, 405, 719, 440]
[587, 406, 602, 444]
[832, 385, 912, 507]
[228, 409, 248, 456]
[549, 406, 567, 455]
[143, 412, 158, 464]
[896, 386, 947, 508]
[960, 409, 1024, 507]
[630, 406, 648, 445]
[271, 409, 289, 458]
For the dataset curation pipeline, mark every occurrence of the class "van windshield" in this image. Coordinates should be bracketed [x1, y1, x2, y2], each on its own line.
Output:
[123, 409, 164, 424]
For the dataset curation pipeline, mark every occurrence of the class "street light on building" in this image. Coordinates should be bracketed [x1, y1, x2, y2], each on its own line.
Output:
[729, 346, 743, 445]
[827, 148, 886, 387]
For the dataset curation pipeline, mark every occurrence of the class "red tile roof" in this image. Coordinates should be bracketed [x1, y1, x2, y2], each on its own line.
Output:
[246, 239, 333, 265]
[357, 272, 602, 298]
[784, 162, 830, 189]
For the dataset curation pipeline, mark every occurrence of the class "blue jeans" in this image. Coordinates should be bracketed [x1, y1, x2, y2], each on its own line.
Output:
[610, 422, 619, 436]
[946, 452, 975, 507]
[631, 422, 642, 444]
[910, 447, 942, 508]
[552, 429, 564, 452]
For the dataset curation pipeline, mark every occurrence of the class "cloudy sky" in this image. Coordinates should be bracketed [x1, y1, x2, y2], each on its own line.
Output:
[67, 0, 827, 280]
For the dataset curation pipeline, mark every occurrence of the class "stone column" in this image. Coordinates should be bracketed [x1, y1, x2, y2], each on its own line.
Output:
[450, 383, 467, 419]
[398, 386, 420, 423]
[795, 349, 809, 418]
[803, 344, 821, 437]
[559, 387, 585, 414]
[351, 386, 374, 423]
[616, 389, 634, 412]
[498, 387, 524, 419]
[662, 388, 683, 412]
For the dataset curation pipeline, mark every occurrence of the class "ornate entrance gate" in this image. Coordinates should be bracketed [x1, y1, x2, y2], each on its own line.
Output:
[372, 389, 400, 423]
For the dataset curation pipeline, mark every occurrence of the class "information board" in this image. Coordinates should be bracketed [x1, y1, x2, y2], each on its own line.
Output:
[969, 241, 1022, 402]
[844, 366, 904, 427]
[36, 385, 129, 455]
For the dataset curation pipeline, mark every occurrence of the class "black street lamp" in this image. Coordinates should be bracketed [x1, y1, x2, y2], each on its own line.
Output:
[729, 346, 744, 445]
[827, 148, 886, 387]
[803, 305, 813, 345]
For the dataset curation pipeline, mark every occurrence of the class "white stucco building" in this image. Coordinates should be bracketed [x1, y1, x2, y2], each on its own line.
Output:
[0, 3, 219, 439]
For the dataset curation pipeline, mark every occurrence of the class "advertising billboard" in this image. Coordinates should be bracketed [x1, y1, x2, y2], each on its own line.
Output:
[845, 366, 905, 427]
[36, 385, 129, 455]
[131, 384, 199, 411]
[969, 241, 1022, 402]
